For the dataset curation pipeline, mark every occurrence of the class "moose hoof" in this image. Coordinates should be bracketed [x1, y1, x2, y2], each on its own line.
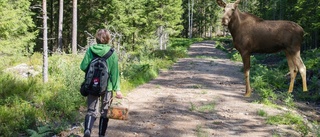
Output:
[244, 92, 251, 97]
[303, 88, 308, 92]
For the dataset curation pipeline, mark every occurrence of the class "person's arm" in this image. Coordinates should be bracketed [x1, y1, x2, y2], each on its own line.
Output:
[80, 50, 92, 72]
[108, 52, 123, 98]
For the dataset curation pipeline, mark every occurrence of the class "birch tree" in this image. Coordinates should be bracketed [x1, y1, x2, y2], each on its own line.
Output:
[57, 0, 63, 52]
[42, 0, 48, 83]
[188, 0, 194, 38]
[72, 0, 77, 54]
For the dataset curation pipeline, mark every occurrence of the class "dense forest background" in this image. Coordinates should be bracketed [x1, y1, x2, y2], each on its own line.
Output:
[1, 0, 319, 56]
[0, 0, 319, 136]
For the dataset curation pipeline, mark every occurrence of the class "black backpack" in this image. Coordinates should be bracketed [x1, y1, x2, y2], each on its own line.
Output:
[80, 48, 114, 96]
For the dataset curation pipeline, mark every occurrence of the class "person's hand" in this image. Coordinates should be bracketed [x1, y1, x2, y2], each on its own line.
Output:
[115, 91, 123, 99]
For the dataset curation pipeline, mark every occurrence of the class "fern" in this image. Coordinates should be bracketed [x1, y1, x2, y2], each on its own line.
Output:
[27, 125, 53, 137]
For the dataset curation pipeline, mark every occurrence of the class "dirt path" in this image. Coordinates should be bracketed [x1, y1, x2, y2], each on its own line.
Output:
[74, 41, 302, 137]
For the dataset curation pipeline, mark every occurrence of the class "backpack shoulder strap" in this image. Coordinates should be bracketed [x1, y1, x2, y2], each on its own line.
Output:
[101, 48, 114, 60]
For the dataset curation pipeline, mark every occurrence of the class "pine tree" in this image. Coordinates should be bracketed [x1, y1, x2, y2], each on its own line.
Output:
[0, 0, 37, 55]
[145, 0, 183, 50]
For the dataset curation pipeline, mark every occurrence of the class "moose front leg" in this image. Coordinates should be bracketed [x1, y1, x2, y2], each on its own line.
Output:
[242, 53, 252, 97]
[244, 71, 251, 97]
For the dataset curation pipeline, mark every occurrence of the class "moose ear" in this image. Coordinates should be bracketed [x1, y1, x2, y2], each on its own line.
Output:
[216, 0, 226, 8]
[234, 0, 241, 8]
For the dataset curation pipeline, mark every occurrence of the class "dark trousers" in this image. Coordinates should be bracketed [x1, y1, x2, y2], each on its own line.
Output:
[86, 91, 113, 118]
[85, 91, 113, 136]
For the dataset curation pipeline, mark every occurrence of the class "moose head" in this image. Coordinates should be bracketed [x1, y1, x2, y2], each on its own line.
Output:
[216, 0, 241, 26]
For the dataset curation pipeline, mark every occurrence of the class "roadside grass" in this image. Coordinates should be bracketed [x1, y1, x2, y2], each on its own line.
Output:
[189, 102, 196, 111]
[311, 122, 320, 137]
[200, 90, 208, 94]
[266, 112, 309, 136]
[0, 53, 84, 136]
[196, 125, 210, 137]
[257, 109, 267, 117]
[257, 109, 314, 136]
[195, 55, 218, 59]
[191, 84, 203, 89]
[197, 102, 216, 113]
[189, 101, 216, 113]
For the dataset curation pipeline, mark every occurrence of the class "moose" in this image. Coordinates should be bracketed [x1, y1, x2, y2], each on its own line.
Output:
[216, 0, 308, 97]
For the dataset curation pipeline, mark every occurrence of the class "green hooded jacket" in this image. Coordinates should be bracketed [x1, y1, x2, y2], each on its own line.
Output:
[80, 44, 120, 92]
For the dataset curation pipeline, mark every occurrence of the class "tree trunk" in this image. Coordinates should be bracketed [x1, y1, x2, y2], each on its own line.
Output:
[50, 0, 55, 52]
[58, 0, 63, 53]
[159, 26, 163, 50]
[188, 0, 194, 38]
[72, 0, 77, 54]
[315, 30, 319, 49]
[191, 0, 193, 38]
[164, 32, 167, 50]
[188, 0, 191, 38]
[43, 0, 48, 83]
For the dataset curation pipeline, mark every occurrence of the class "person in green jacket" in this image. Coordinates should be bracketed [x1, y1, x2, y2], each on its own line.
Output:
[80, 29, 123, 137]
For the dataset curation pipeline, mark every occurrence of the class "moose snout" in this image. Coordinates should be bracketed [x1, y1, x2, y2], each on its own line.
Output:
[222, 17, 229, 26]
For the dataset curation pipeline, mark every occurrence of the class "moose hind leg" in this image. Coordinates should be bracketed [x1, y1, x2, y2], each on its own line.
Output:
[294, 54, 308, 92]
[286, 54, 298, 93]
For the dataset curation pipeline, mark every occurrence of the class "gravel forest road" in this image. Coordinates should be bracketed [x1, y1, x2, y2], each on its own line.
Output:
[71, 41, 303, 137]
